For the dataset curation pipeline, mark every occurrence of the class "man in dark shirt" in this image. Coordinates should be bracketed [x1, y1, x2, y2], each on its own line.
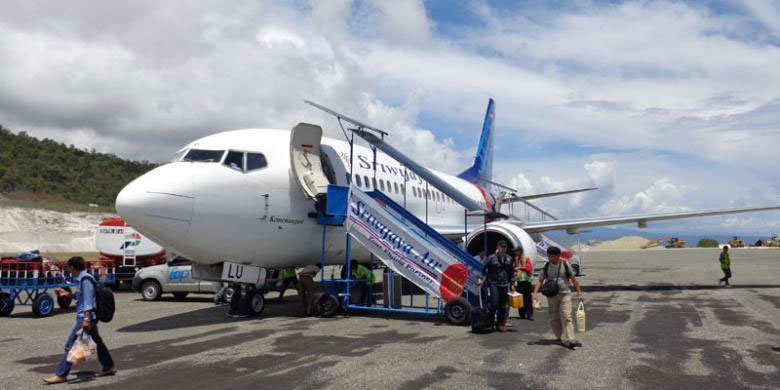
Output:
[297, 264, 320, 316]
[477, 240, 514, 332]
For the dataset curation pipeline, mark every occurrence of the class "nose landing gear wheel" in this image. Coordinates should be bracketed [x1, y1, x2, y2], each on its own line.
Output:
[249, 292, 265, 316]
[33, 294, 54, 317]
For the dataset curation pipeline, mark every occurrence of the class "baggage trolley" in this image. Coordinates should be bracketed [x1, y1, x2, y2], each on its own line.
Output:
[0, 259, 115, 318]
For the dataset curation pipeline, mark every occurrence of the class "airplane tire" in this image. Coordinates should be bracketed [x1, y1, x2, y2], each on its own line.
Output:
[249, 291, 265, 316]
[0, 292, 14, 317]
[32, 294, 55, 318]
[318, 294, 340, 318]
[571, 264, 581, 276]
[444, 297, 472, 326]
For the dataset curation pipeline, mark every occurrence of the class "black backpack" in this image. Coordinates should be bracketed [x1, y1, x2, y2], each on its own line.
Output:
[81, 274, 116, 323]
[540, 262, 572, 297]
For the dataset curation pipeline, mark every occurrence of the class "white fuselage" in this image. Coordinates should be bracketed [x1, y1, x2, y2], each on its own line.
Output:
[116, 128, 497, 268]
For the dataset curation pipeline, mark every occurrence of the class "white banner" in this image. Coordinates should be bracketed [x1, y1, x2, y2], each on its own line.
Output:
[345, 186, 476, 302]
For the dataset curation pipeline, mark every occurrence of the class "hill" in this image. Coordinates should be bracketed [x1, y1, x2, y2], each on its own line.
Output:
[0, 125, 157, 209]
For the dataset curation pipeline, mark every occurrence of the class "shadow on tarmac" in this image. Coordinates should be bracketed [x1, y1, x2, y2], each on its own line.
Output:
[584, 284, 780, 292]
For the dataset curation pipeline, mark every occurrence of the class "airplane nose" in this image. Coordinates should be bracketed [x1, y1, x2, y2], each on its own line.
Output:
[116, 164, 194, 243]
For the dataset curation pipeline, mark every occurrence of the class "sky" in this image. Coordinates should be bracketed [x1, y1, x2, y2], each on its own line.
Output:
[1, 0, 779, 235]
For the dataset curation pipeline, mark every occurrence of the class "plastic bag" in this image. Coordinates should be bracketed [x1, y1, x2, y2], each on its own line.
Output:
[533, 296, 542, 310]
[576, 301, 586, 332]
[508, 292, 524, 308]
[67, 330, 97, 365]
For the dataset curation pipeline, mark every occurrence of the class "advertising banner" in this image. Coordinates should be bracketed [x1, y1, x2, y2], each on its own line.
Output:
[345, 186, 476, 302]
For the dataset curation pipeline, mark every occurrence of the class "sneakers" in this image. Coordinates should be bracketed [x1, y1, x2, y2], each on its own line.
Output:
[42, 376, 67, 385]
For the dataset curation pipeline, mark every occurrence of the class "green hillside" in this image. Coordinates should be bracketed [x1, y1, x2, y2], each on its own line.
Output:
[0, 125, 157, 210]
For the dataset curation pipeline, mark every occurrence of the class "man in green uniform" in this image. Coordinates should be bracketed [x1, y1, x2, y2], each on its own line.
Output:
[277, 267, 298, 303]
[351, 263, 375, 305]
[719, 245, 732, 287]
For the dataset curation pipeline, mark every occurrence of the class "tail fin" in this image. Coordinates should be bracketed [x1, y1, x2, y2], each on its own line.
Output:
[458, 98, 495, 183]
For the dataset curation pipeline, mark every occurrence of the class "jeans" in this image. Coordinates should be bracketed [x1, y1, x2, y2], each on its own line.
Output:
[56, 319, 114, 377]
[517, 281, 533, 319]
[720, 269, 732, 285]
[488, 283, 508, 327]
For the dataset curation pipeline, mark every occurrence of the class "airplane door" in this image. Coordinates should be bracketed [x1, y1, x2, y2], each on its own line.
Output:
[290, 123, 330, 199]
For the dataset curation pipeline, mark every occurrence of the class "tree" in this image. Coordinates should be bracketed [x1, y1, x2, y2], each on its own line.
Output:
[697, 238, 719, 248]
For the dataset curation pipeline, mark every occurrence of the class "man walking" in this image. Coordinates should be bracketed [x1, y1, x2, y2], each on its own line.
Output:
[44, 257, 115, 384]
[297, 264, 320, 316]
[478, 240, 514, 332]
[533, 246, 585, 349]
[719, 245, 732, 287]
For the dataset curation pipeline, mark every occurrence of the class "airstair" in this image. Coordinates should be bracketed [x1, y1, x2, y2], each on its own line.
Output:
[122, 225, 137, 267]
[314, 184, 484, 324]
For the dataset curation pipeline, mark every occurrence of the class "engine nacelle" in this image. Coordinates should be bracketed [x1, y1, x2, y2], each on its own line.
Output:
[465, 221, 539, 264]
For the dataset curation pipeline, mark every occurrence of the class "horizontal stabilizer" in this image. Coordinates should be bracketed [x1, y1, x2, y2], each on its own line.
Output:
[513, 187, 598, 201]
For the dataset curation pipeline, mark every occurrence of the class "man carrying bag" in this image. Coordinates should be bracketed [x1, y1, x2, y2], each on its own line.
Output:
[532, 246, 585, 349]
[477, 240, 514, 332]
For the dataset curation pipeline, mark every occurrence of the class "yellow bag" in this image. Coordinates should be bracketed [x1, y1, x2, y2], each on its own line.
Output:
[576, 301, 586, 332]
[508, 292, 524, 308]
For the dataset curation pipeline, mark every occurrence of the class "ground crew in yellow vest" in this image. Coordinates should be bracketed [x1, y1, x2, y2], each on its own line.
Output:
[351, 263, 375, 304]
[719, 245, 732, 287]
[277, 267, 298, 303]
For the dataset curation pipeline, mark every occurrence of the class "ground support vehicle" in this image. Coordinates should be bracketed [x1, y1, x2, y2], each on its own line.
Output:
[0, 259, 115, 318]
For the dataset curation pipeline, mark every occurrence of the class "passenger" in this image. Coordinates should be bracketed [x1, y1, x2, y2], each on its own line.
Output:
[513, 246, 534, 321]
[719, 245, 732, 287]
[477, 240, 514, 332]
[533, 246, 585, 349]
[297, 264, 320, 316]
[351, 263, 376, 305]
[44, 257, 115, 384]
[277, 267, 298, 303]
[473, 249, 486, 263]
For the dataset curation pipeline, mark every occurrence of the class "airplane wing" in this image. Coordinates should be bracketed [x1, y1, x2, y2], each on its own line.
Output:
[512, 205, 780, 234]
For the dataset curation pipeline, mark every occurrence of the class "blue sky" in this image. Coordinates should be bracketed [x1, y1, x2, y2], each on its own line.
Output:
[0, 0, 779, 235]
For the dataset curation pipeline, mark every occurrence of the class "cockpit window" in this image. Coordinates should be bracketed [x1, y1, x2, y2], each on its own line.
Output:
[172, 149, 188, 162]
[223, 151, 244, 171]
[182, 149, 224, 162]
[246, 153, 267, 171]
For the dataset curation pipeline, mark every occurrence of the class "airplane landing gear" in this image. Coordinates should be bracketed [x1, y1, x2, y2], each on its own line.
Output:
[228, 283, 266, 317]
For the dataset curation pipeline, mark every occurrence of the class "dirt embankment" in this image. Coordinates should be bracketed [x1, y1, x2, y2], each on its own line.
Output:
[0, 207, 114, 253]
[588, 236, 652, 251]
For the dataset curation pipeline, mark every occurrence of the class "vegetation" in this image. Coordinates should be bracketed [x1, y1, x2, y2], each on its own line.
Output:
[0, 125, 157, 210]
[697, 238, 720, 248]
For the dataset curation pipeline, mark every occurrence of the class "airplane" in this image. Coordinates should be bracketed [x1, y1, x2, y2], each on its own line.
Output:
[115, 98, 780, 315]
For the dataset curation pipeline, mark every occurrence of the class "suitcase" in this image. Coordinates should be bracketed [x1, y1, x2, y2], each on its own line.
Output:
[471, 287, 494, 333]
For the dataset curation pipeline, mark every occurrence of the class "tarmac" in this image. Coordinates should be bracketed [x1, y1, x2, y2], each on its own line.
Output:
[1, 249, 779, 389]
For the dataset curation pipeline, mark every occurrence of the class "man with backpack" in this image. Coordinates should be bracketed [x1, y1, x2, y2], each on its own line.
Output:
[44, 257, 115, 384]
[532, 246, 585, 349]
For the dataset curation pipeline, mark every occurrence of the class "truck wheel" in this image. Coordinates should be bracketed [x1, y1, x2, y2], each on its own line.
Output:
[249, 292, 265, 316]
[444, 297, 471, 326]
[223, 287, 235, 303]
[33, 294, 55, 318]
[172, 292, 189, 300]
[0, 292, 14, 317]
[141, 280, 162, 301]
[318, 293, 340, 318]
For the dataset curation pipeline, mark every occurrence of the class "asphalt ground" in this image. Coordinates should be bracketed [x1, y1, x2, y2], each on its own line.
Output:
[1, 249, 779, 389]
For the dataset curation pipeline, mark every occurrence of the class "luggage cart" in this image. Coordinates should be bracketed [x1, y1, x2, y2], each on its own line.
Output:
[0, 259, 115, 318]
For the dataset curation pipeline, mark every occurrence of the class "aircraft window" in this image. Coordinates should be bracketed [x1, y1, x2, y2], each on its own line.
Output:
[380, 179, 385, 191]
[246, 153, 268, 171]
[394, 182, 399, 194]
[372, 178, 377, 189]
[400, 184, 405, 193]
[223, 151, 244, 171]
[364, 176, 371, 189]
[172, 149, 188, 162]
[355, 175, 362, 187]
[183, 149, 224, 162]
[412, 187, 418, 197]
